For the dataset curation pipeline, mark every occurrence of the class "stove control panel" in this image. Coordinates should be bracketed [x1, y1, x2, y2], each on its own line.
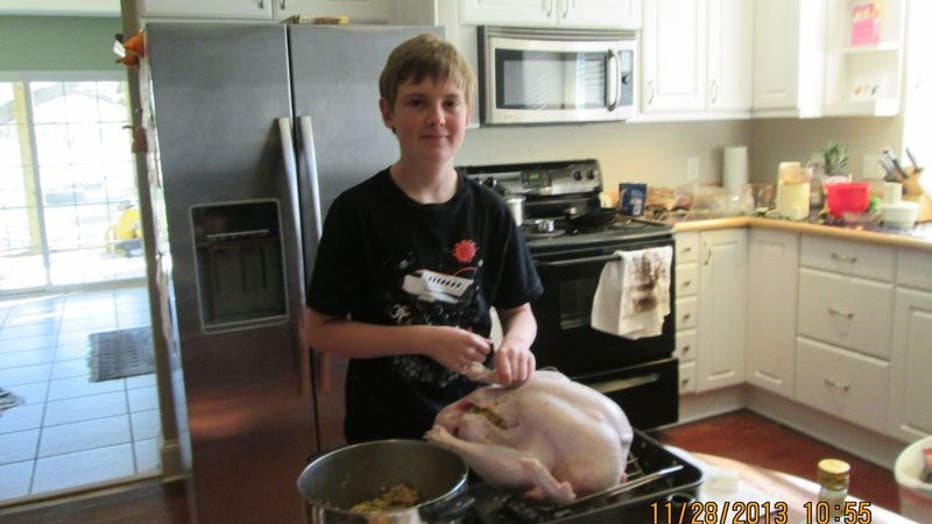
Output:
[461, 159, 602, 197]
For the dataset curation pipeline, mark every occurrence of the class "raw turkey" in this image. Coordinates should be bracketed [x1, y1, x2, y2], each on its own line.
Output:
[424, 368, 633, 504]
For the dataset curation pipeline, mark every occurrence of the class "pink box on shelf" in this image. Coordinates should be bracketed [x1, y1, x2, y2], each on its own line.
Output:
[851, 3, 882, 46]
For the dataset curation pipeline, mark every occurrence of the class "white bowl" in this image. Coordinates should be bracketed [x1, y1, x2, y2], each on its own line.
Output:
[882, 201, 919, 228]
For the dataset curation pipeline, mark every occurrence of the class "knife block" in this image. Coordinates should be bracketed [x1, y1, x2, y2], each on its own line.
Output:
[902, 170, 932, 222]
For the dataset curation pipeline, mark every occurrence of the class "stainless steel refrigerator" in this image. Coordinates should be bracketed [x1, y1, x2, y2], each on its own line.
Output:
[143, 22, 439, 523]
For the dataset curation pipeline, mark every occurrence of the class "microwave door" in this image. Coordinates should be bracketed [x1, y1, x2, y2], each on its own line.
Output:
[485, 36, 628, 124]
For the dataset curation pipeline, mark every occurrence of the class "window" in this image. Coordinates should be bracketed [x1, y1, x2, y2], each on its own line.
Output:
[0, 76, 142, 293]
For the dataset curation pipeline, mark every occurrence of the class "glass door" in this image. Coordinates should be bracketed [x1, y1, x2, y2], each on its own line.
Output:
[0, 77, 143, 294]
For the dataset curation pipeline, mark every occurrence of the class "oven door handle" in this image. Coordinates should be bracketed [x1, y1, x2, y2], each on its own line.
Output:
[536, 253, 621, 268]
[589, 373, 661, 394]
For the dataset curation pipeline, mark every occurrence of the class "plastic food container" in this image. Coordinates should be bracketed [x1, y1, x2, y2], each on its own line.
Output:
[895, 435, 932, 523]
[882, 201, 920, 228]
[825, 182, 872, 218]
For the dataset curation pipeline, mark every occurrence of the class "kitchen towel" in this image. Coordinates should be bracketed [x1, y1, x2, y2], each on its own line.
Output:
[590, 246, 673, 340]
[723, 145, 749, 197]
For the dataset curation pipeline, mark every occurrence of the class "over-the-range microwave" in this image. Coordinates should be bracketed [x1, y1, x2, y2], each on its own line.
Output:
[478, 26, 636, 126]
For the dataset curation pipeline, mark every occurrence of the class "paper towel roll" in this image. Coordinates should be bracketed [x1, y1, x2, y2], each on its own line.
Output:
[723, 146, 749, 197]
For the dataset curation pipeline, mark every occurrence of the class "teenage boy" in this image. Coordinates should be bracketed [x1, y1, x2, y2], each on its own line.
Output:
[305, 33, 542, 442]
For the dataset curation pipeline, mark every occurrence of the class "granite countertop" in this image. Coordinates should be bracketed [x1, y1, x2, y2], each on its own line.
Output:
[670, 214, 932, 252]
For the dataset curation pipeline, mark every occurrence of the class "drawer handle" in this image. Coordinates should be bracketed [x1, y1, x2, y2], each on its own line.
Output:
[824, 378, 850, 391]
[682, 246, 693, 254]
[681, 345, 691, 353]
[682, 313, 692, 321]
[681, 378, 690, 385]
[682, 279, 692, 287]
[827, 307, 854, 320]
[830, 252, 858, 263]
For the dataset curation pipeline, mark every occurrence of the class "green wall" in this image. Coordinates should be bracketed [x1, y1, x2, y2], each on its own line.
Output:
[0, 16, 123, 72]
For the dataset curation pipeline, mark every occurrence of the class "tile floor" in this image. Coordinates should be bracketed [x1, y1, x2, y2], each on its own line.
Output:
[0, 285, 161, 503]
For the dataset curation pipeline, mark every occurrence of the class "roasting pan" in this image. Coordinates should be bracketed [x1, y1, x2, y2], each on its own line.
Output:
[468, 429, 704, 523]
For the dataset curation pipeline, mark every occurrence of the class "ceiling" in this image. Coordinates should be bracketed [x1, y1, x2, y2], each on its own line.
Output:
[0, 0, 120, 16]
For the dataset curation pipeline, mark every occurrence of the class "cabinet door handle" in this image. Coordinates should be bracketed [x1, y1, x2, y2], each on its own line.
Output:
[681, 345, 691, 354]
[280, 0, 286, 10]
[824, 378, 850, 391]
[827, 307, 854, 320]
[703, 242, 711, 266]
[258, 0, 264, 8]
[830, 252, 857, 263]
[648, 81, 655, 104]
[682, 279, 692, 287]
[710, 80, 718, 103]
[682, 246, 693, 254]
[681, 313, 692, 321]
[561, 0, 570, 18]
[545, 0, 554, 17]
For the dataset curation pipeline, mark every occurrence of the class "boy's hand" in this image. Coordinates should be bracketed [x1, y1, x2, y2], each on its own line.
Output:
[427, 326, 493, 375]
[493, 342, 535, 387]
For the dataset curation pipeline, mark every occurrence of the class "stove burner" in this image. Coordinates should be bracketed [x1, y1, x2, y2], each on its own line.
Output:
[522, 229, 566, 240]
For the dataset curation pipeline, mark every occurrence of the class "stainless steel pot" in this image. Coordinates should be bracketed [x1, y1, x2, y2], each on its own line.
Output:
[297, 440, 473, 523]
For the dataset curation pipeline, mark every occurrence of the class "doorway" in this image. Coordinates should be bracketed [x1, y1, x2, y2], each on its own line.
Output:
[0, 76, 159, 503]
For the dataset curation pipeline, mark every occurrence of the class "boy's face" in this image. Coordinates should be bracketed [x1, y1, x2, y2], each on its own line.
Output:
[379, 76, 471, 168]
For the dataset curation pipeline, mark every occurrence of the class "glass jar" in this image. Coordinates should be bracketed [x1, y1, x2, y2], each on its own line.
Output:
[817, 458, 850, 523]
[776, 162, 812, 220]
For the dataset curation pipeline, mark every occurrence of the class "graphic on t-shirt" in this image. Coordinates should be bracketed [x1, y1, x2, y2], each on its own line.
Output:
[402, 269, 472, 304]
[387, 238, 484, 387]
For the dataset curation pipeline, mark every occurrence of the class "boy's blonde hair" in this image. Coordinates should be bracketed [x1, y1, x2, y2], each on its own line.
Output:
[379, 33, 476, 109]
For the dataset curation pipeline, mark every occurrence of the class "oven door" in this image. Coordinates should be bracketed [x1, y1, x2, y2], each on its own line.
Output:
[579, 358, 679, 430]
[479, 27, 635, 125]
[529, 238, 676, 378]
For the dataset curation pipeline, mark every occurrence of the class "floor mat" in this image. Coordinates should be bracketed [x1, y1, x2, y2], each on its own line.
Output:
[87, 327, 155, 382]
[0, 387, 25, 416]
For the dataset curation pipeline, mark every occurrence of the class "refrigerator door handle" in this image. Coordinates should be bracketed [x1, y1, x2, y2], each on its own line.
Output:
[277, 117, 312, 395]
[297, 115, 332, 393]
[298, 116, 323, 242]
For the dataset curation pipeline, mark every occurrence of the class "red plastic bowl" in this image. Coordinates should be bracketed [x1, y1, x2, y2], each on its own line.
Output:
[825, 182, 872, 218]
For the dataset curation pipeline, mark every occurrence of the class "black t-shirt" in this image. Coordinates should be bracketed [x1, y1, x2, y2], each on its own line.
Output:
[307, 168, 542, 442]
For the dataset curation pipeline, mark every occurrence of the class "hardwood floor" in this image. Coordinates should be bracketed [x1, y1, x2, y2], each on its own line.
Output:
[0, 409, 902, 522]
[651, 409, 901, 513]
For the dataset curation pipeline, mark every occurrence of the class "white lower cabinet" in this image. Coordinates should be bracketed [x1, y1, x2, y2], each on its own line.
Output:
[797, 267, 894, 360]
[889, 285, 932, 440]
[678, 360, 697, 394]
[795, 337, 890, 434]
[746, 229, 798, 398]
[695, 229, 747, 392]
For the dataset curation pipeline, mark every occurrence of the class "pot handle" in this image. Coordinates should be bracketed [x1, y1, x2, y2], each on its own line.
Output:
[417, 493, 476, 523]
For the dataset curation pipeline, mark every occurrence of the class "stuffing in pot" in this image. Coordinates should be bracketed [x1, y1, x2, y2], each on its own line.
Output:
[349, 482, 420, 512]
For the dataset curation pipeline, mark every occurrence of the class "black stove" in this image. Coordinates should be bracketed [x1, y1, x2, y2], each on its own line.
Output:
[460, 159, 673, 253]
[459, 159, 680, 433]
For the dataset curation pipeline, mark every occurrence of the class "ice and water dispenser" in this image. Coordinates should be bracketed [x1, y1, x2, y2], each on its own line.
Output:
[191, 200, 287, 331]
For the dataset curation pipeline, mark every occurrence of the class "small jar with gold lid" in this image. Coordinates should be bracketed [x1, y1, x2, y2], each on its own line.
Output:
[817, 458, 851, 522]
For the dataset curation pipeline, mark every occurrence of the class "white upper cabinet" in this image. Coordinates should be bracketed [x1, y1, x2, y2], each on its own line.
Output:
[275, 0, 391, 22]
[640, 0, 751, 120]
[641, 0, 707, 114]
[137, 0, 392, 22]
[460, 0, 640, 29]
[138, 0, 272, 19]
[706, 0, 752, 111]
[752, 0, 827, 118]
